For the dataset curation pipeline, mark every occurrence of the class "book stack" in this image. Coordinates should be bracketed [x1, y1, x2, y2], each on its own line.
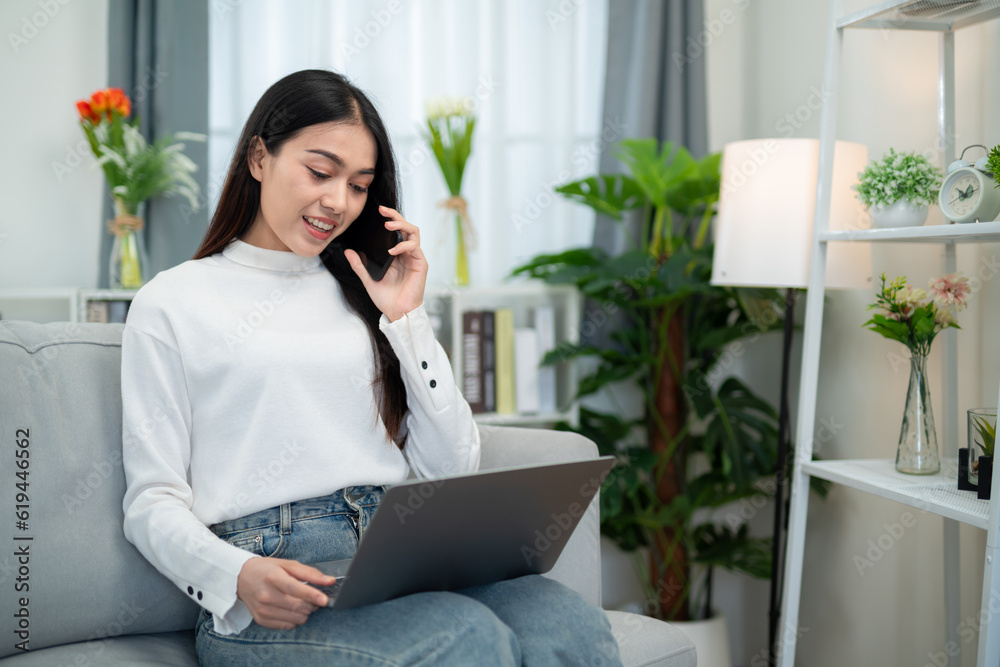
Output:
[461, 306, 558, 415]
[86, 300, 131, 323]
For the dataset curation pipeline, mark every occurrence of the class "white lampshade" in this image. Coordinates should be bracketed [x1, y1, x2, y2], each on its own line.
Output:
[711, 139, 871, 290]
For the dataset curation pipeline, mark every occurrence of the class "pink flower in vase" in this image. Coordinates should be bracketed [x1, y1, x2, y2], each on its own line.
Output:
[929, 273, 970, 310]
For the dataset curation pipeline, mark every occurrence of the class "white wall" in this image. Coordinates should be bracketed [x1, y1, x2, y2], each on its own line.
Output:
[706, 1, 1000, 665]
[0, 0, 108, 301]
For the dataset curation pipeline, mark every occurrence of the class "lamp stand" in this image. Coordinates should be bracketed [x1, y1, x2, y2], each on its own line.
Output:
[768, 287, 796, 666]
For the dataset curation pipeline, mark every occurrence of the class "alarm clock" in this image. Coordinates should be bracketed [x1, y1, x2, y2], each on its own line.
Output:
[938, 145, 1000, 223]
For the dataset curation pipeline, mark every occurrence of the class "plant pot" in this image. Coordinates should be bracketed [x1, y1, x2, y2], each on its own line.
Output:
[670, 610, 733, 667]
[968, 408, 996, 488]
[614, 604, 733, 667]
[978, 456, 993, 500]
[958, 448, 978, 491]
[869, 200, 929, 228]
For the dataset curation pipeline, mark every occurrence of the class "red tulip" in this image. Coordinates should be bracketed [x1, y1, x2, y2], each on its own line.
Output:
[107, 88, 131, 117]
[84, 88, 132, 121]
[76, 100, 99, 124]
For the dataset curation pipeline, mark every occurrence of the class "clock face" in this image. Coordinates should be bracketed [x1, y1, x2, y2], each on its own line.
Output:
[944, 172, 981, 219]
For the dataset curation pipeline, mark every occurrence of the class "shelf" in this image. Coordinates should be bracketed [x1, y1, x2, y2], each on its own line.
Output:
[424, 284, 582, 429]
[472, 411, 572, 426]
[0, 287, 79, 299]
[819, 220, 1000, 243]
[839, 0, 1000, 32]
[801, 458, 988, 529]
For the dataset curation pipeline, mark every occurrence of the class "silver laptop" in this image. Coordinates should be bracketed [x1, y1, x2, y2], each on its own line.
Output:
[311, 456, 615, 610]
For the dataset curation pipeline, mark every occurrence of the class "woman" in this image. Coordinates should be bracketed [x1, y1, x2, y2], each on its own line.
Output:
[120, 69, 622, 666]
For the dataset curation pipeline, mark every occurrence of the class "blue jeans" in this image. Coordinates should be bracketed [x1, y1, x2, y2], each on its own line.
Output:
[195, 486, 623, 666]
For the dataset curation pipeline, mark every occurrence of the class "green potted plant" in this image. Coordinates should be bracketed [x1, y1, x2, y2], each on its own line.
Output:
[967, 408, 996, 496]
[511, 139, 792, 627]
[853, 148, 943, 229]
[985, 144, 1000, 184]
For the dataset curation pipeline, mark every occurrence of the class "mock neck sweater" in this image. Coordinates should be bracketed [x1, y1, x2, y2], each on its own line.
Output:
[121, 238, 480, 635]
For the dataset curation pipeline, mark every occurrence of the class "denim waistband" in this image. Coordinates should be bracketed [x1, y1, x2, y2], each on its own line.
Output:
[209, 485, 387, 538]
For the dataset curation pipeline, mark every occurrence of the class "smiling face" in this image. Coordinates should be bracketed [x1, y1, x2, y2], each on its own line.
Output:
[243, 121, 378, 255]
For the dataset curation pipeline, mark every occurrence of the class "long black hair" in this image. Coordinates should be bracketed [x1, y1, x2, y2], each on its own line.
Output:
[194, 69, 407, 447]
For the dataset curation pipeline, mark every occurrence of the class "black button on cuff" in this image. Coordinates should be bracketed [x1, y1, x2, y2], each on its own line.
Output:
[187, 586, 194, 595]
[429, 379, 437, 388]
[421, 361, 428, 369]
[197, 591, 203, 601]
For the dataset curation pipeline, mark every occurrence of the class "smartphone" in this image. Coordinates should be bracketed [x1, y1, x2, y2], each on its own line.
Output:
[336, 215, 402, 281]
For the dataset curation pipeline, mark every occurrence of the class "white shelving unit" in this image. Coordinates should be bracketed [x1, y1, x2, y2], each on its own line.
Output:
[78, 289, 138, 322]
[3, 283, 579, 425]
[779, 2, 1000, 666]
[424, 283, 582, 427]
[0, 288, 81, 322]
[0, 288, 139, 323]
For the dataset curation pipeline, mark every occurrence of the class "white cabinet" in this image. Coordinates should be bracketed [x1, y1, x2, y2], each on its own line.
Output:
[779, 2, 1000, 666]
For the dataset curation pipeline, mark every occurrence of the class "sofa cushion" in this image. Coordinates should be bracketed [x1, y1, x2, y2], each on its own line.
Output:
[607, 611, 697, 667]
[0, 322, 199, 659]
[0, 612, 697, 667]
[0, 630, 198, 666]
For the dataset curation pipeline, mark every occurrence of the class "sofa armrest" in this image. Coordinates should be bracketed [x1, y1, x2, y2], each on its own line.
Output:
[476, 424, 601, 608]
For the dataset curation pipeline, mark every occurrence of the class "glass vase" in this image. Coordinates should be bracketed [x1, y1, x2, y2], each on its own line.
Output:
[454, 212, 469, 286]
[108, 201, 147, 289]
[896, 352, 940, 475]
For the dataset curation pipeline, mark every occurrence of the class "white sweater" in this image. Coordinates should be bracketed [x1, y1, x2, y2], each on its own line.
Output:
[121, 238, 480, 635]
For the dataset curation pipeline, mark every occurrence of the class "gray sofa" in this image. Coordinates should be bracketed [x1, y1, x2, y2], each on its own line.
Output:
[0, 320, 695, 666]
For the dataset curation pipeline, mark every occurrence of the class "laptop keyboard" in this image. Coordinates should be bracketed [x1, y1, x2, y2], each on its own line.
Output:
[316, 576, 347, 607]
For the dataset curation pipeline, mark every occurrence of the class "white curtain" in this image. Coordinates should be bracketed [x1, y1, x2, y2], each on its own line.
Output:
[209, 0, 609, 288]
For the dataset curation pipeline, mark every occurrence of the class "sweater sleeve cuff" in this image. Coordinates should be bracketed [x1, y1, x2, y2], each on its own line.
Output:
[379, 303, 449, 414]
[212, 598, 255, 636]
[204, 548, 257, 635]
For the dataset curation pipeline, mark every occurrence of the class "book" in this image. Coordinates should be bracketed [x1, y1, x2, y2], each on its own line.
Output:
[87, 300, 110, 323]
[107, 300, 129, 323]
[514, 327, 540, 414]
[461, 311, 484, 413]
[533, 305, 557, 414]
[482, 310, 496, 413]
[494, 309, 516, 414]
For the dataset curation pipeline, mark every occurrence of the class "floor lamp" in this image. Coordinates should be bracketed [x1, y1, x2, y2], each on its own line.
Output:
[710, 139, 871, 665]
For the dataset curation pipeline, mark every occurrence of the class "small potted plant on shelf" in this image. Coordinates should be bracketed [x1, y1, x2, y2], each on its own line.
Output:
[986, 144, 1000, 183]
[854, 148, 944, 229]
[966, 408, 996, 498]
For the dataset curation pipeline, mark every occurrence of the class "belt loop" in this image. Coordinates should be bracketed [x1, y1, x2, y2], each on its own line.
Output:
[279, 503, 292, 536]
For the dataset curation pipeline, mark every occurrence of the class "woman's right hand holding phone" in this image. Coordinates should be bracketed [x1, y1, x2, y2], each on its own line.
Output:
[236, 557, 335, 629]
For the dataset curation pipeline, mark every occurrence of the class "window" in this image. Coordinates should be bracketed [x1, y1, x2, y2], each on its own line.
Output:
[210, 0, 609, 286]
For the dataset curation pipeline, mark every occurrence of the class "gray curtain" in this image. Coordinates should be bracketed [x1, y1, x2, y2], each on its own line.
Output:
[584, 0, 707, 343]
[99, 0, 209, 287]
